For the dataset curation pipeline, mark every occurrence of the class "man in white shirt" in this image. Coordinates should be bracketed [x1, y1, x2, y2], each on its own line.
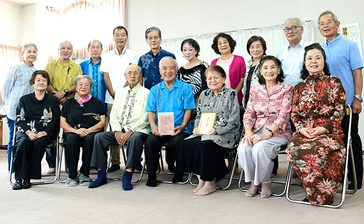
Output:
[89, 64, 150, 190]
[277, 17, 308, 86]
[101, 26, 139, 172]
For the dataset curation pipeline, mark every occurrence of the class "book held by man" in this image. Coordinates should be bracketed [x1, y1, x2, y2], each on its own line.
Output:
[158, 112, 174, 135]
[198, 112, 217, 135]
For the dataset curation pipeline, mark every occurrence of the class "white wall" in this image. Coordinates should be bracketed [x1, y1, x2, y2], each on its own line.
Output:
[127, 0, 364, 140]
[0, 0, 22, 46]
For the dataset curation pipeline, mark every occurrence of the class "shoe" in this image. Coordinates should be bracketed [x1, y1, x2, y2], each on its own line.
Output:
[146, 175, 158, 187]
[260, 182, 272, 198]
[122, 171, 133, 191]
[47, 167, 55, 175]
[79, 174, 91, 186]
[172, 172, 184, 183]
[65, 177, 79, 187]
[245, 183, 260, 197]
[135, 163, 143, 172]
[12, 180, 23, 190]
[302, 197, 309, 202]
[108, 164, 120, 173]
[168, 165, 176, 173]
[22, 179, 31, 189]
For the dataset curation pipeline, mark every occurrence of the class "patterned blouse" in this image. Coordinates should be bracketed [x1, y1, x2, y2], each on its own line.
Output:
[244, 82, 293, 140]
[195, 86, 241, 148]
[177, 63, 207, 99]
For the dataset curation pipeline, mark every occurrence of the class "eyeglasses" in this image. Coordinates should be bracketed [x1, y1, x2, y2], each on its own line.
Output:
[319, 20, 335, 27]
[283, 25, 302, 32]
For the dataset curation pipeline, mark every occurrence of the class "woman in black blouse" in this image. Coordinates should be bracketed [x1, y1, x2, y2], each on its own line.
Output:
[61, 75, 105, 187]
[12, 70, 60, 190]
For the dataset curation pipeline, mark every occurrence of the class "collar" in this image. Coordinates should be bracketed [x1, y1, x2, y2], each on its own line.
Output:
[159, 78, 181, 90]
[325, 33, 342, 45]
[113, 47, 127, 55]
[149, 48, 162, 57]
[21, 61, 34, 68]
[126, 83, 141, 92]
[88, 58, 101, 65]
[287, 41, 305, 50]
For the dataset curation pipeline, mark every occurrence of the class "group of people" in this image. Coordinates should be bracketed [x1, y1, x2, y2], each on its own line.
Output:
[2, 10, 363, 205]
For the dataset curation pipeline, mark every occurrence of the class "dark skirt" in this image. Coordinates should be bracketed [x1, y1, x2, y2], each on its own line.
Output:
[176, 136, 228, 181]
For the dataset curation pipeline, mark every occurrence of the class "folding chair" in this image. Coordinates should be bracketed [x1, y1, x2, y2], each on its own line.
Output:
[9, 131, 59, 186]
[285, 104, 357, 208]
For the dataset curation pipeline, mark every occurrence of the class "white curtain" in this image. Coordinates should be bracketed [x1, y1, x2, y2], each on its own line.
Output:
[163, 20, 315, 67]
[36, 0, 125, 64]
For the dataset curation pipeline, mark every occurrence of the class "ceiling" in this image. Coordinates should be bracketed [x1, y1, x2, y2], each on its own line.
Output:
[5, 0, 38, 6]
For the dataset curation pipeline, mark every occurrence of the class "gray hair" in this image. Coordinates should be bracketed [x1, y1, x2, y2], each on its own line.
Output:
[22, 43, 38, 53]
[87, 40, 103, 49]
[125, 64, 142, 75]
[318, 10, 339, 23]
[284, 17, 303, 27]
[74, 75, 93, 87]
[159, 56, 178, 70]
[145, 26, 162, 39]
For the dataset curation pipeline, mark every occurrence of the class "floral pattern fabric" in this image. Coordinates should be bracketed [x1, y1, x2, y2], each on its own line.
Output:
[286, 73, 346, 205]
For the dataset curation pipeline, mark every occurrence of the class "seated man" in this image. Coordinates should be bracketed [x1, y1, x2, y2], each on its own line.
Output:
[89, 64, 150, 190]
[145, 56, 195, 187]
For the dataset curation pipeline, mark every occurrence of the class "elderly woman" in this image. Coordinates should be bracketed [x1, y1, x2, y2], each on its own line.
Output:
[2, 43, 38, 172]
[173, 65, 241, 196]
[12, 70, 60, 190]
[178, 38, 208, 103]
[237, 56, 293, 198]
[61, 75, 105, 187]
[211, 33, 246, 106]
[286, 43, 346, 205]
[242, 36, 267, 109]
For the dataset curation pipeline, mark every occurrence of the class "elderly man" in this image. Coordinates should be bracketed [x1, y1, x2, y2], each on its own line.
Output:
[80, 40, 106, 111]
[101, 26, 139, 173]
[319, 10, 363, 190]
[89, 64, 149, 190]
[277, 17, 308, 86]
[138, 26, 176, 89]
[45, 41, 82, 173]
[145, 56, 195, 187]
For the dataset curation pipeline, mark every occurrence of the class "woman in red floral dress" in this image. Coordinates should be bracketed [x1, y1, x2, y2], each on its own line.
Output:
[286, 43, 346, 205]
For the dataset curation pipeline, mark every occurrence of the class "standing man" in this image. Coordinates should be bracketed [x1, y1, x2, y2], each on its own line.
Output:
[275, 18, 308, 175]
[319, 10, 363, 190]
[145, 56, 195, 187]
[45, 41, 82, 173]
[138, 26, 176, 89]
[89, 64, 149, 190]
[101, 26, 139, 172]
[80, 40, 106, 111]
[277, 17, 308, 86]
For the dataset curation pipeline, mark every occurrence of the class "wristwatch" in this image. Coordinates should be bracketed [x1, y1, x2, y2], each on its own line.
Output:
[63, 89, 69, 94]
[354, 95, 363, 103]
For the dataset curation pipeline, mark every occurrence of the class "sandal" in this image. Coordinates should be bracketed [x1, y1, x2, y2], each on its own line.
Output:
[12, 180, 23, 190]
[22, 179, 31, 189]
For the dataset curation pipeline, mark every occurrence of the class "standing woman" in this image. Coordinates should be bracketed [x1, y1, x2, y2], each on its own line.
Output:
[286, 43, 346, 205]
[242, 36, 267, 109]
[61, 75, 105, 187]
[2, 43, 38, 172]
[12, 70, 60, 190]
[237, 56, 293, 198]
[211, 33, 246, 105]
[178, 38, 208, 104]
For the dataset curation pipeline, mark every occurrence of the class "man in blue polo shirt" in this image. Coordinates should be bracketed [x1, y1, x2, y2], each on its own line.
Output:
[80, 40, 106, 112]
[145, 56, 195, 187]
[138, 26, 176, 89]
[319, 10, 363, 190]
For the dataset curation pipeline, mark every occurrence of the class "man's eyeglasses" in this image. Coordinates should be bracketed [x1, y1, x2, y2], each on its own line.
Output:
[283, 25, 302, 32]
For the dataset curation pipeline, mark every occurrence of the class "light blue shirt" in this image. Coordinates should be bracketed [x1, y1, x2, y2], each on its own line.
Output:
[322, 34, 364, 105]
[276, 42, 307, 86]
[2, 62, 35, 120]
[146, 79, 195, 134]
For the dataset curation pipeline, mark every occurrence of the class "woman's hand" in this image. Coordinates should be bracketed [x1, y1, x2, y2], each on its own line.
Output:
[299, 127, 328, 138]
[35, 131, 48, 138]
[207, 128, 217, 135]
[243, 131, 254, 145]
[193, 127, 200, 135]
[25, 130, 37, 141]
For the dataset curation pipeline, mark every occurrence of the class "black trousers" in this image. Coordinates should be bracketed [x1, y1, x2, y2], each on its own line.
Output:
[145, 133, 187, 177]
[64, 132, 97, 179]
[13, 132, 51, 180]
[342, 113, 363, 188]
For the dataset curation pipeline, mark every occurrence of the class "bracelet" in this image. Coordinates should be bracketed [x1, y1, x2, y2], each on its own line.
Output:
[267, 128, 274, 136]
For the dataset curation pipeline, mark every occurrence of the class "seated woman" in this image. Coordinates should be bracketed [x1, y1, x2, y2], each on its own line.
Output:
[286, 43, 346, 205]
[12, 70, 60, 190]
[237, 55, 293, 198]
[61, 75, 105, 187]
[174, 65, 241, 196]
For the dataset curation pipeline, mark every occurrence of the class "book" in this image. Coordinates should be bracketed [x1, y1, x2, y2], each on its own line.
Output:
[158, 112, 174, 135]
[198, 112, 217, 135]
